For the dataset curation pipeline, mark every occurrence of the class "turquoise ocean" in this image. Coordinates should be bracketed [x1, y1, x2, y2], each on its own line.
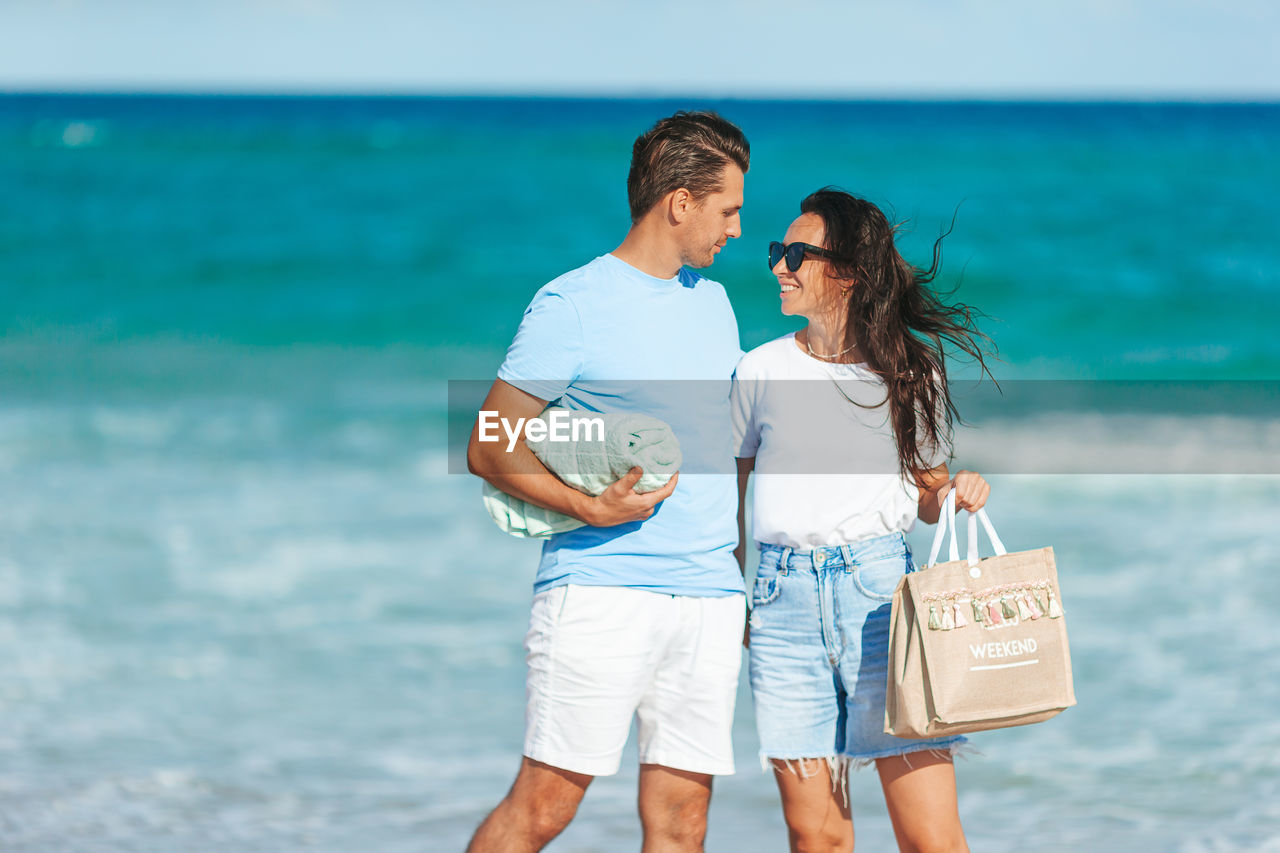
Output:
[2, 95, 1279, 850]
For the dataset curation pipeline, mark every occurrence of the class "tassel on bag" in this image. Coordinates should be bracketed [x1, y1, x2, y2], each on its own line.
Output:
[941, 607, 955, 631]
[953, 602, 968, 629]
[1016, 597, 1033, 620]
[1048, 590, 1063, 618]
[971, 599, 986, 624]
[987, 601, 1004, 624]
[1001, 596, 1017, 619]
[1023, 594, 1040, 619]
[928, 605, 942, 630]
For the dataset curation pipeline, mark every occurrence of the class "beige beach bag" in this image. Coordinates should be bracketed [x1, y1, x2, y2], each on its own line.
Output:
[885, 492, 1076, 738]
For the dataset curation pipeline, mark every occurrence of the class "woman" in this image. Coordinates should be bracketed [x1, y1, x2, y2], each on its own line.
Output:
[731, 189, 993, 853]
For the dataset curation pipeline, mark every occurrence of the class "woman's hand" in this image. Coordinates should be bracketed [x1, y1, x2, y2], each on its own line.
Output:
[950, 469, 990, 512]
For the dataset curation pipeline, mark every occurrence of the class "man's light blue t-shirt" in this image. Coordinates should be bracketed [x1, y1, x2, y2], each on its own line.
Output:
[497, 253, 744, 597]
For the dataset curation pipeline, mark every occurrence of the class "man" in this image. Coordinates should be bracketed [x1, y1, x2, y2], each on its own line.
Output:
[465, 111, 750, 853]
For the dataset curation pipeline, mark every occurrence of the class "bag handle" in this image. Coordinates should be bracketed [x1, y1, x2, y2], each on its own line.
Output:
[927, 489, 960, 566]
[926, 489, 1007, 569]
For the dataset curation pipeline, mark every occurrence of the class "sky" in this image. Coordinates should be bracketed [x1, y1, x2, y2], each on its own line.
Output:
[2, 0, 1278, 99]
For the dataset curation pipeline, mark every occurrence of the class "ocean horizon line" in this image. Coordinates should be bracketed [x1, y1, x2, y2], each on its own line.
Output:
[2, 89, 1278, 107]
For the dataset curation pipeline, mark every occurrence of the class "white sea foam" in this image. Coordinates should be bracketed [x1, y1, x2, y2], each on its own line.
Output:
[4, 386, 1279, 851]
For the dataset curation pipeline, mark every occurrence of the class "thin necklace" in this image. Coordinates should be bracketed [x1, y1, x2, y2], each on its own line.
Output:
[804, 331, 857, 360]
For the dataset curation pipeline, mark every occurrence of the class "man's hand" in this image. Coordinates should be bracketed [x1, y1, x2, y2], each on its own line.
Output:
[581, 467, 679, 527]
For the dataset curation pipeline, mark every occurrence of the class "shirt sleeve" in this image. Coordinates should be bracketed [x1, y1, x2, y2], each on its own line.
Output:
[918, 376, 953, 468]
[921, 430, 951, 469]
[730, 360, 760, 458]
[496, 289, 584, 403]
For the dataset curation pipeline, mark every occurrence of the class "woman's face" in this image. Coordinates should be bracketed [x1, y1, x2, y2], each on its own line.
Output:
[773, 213, 842, 320]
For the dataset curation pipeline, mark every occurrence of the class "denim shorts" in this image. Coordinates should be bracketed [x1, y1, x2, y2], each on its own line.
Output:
[748, 532, 966, 766]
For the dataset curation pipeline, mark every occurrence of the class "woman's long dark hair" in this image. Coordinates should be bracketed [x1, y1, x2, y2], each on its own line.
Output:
[800, 188, 994, 482]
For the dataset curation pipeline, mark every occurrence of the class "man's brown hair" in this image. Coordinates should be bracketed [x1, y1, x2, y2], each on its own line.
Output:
[627, 111, 750, 223]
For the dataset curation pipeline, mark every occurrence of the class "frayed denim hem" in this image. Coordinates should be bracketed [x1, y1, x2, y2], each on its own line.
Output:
[761, 755, 855, 807]
[844, 739, 979, 771]
[760, 741, 979, 808]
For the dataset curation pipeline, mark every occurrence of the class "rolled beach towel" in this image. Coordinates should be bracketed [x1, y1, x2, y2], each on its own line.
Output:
[482, 407, 682, 538]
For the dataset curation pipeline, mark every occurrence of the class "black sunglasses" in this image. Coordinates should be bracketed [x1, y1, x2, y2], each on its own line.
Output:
[768, 241, 833, 272]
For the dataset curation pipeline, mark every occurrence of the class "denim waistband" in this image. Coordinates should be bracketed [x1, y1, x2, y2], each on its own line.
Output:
[759, 532, 909, 572]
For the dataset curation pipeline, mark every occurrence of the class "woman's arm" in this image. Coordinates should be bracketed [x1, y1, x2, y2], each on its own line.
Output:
[734, 456, 755, 576]
[916, 465, 990, 524]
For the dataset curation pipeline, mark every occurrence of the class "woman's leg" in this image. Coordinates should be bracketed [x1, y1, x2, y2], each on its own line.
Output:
[750, 547, 849, 851]
[875, 751, 968, 853]
[771, 758, 854, 853]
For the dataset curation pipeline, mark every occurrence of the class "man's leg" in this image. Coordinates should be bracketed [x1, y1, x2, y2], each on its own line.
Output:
[466, 757, 592, 853]
[470, 585, 658, 851]
[637, 764, 713, 853]
[634, 593, 745, 852]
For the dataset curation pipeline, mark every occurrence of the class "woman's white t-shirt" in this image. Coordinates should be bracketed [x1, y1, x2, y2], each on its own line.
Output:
[730, 333, 946, 549]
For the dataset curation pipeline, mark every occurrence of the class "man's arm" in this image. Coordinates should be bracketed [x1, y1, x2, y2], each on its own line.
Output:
[466, 379, 678, 528]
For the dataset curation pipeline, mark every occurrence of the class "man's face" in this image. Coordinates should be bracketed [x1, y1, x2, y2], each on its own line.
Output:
[679, 163, 744, 269]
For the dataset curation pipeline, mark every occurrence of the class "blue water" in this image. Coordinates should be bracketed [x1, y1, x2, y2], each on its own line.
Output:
[2, 95, 1279, 851]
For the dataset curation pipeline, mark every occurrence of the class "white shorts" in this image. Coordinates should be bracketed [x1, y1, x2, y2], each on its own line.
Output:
[523, 584, 746, 777]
